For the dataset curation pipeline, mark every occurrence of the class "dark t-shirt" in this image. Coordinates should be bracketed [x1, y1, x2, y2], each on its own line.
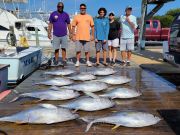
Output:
[108, 20, 120, 40]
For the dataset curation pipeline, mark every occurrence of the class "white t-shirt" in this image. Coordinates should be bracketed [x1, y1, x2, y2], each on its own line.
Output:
[120, 15, 137, 39]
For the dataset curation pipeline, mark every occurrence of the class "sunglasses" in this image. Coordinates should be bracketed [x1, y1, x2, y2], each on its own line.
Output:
[80, 8, 86, 10]
[57, 6, 63, 8]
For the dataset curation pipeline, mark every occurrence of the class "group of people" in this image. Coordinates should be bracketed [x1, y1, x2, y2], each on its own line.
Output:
[48, 2, 137, 67]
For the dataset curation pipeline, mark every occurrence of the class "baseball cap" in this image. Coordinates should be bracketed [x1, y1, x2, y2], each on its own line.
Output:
[126, 6, 132, 10]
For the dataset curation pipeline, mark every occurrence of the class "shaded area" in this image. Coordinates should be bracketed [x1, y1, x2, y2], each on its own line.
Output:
[158, 109, 180, 135]
[157, 73, 180, 89]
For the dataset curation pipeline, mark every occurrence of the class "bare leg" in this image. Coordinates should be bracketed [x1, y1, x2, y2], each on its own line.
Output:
[96, 51, 100, 63]
[109, 46, 112, 61]
[76, 51, 81, 61]
[113, 47, 117, 62]
[103, 50, 107, 64]
[121, 51, 126, 62]
[55, 49, 59, 61]
[127, 51, 132, 61]
[61, 48, 66, 61]
[85, 52, 90, 62]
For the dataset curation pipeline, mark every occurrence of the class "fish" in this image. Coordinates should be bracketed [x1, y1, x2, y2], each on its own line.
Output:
[91, 68, 116, 76]
[35, 78, 74, 86]
[62, 81, 108, 93]
[81, 111, 161, 132]
[44, 69, 76, 76]
[0, 104, 79, 124]
[67, 73, 96, 81]
[100, 88, 141, 99]
[10, 87, 80, 102]
[59, 96, 115, 112]
[99, 75, 132, 85]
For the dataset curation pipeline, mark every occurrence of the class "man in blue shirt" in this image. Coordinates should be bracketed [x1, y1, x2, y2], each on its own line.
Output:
[120, 6, 137, 66]
[94, 7, 109, 66]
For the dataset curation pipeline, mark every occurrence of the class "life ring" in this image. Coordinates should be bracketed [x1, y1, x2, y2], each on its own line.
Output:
[6, 32, 17, 46]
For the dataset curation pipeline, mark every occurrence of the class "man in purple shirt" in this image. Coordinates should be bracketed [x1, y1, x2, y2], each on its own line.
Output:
[48, 2, 71, 66]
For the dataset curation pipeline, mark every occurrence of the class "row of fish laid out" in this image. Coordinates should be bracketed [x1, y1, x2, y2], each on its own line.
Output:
[0, 103, 161, 132]
[11, 86, 141, 103]
[44, 68, 116, 76]
[35, 75, 132, 87]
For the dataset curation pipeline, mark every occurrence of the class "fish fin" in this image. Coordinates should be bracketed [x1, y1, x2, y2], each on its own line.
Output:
[34, 99, 44, 103]
[72, 109, 79, 113]
[85, 121, 94, 132]
[83, 92, 100, 99]
[15, 121, 27, 124]
[38, 104, 57, 109]
[111, 125, 120, 130]
[9, 96, 20, 103]
[111, 110, 117, 113]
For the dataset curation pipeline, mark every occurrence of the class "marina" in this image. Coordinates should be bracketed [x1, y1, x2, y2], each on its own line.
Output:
[0, 0, 180, 135]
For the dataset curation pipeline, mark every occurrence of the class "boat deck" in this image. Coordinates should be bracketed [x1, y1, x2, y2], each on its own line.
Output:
[0, 65, 179, 135]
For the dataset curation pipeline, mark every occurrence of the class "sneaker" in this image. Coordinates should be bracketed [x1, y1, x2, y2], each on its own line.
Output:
[86, 61, 92, 67]
[75, 61, 80, 67]
[94, 62, 100, 67]
[62, 60, 67, 66]
[126, 61, 131, 66]
[53, 58, 59, 66]
[102, 62, 108, 66]
[111, 61, 116, 66]
[110, 61, 113, 66]
[120, 61, 126, 66]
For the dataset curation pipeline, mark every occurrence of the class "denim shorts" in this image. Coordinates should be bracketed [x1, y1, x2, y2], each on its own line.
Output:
[95, 40, 108, 52]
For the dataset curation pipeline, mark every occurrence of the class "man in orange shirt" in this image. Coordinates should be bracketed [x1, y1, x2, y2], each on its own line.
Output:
[72, 4, 95, 67]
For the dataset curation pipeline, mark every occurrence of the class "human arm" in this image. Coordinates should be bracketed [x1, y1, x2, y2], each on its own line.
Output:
[48, 23, 53, 39]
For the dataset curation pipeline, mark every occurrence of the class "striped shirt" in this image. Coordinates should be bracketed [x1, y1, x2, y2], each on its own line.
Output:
[120, 15, 137, 39]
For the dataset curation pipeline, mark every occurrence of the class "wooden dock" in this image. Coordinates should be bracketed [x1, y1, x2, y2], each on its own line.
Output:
[0, 65, 179, 135]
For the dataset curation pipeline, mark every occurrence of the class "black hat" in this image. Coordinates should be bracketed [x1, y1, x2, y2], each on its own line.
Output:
[109, 12, 115, 16]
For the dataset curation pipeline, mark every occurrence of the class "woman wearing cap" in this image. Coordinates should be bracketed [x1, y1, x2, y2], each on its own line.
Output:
[94, 7, 109, 66]
[108, 12, 120, 66]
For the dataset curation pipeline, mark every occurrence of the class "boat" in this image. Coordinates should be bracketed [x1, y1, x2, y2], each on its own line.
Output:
[0, 8, 51, 47]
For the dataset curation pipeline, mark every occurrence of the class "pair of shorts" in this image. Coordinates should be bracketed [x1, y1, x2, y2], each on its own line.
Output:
[95, 41, 108, 52]
[52, 35, 68, 50]
[108, 38, 119, 48]
[75, 40, 90, 52]
[120, 38, 134, 51]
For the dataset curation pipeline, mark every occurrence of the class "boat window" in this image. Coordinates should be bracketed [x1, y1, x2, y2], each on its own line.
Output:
[26, 27, 40, 31]
[153, 21, 158, 29]
[0, 25, 9, 31]
[146, 21, 150, 28]
[15, 22, 22, 30]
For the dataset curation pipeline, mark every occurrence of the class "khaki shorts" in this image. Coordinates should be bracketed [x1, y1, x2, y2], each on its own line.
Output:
[52, 35, 68, 50]
[120, 38, 134, 51]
